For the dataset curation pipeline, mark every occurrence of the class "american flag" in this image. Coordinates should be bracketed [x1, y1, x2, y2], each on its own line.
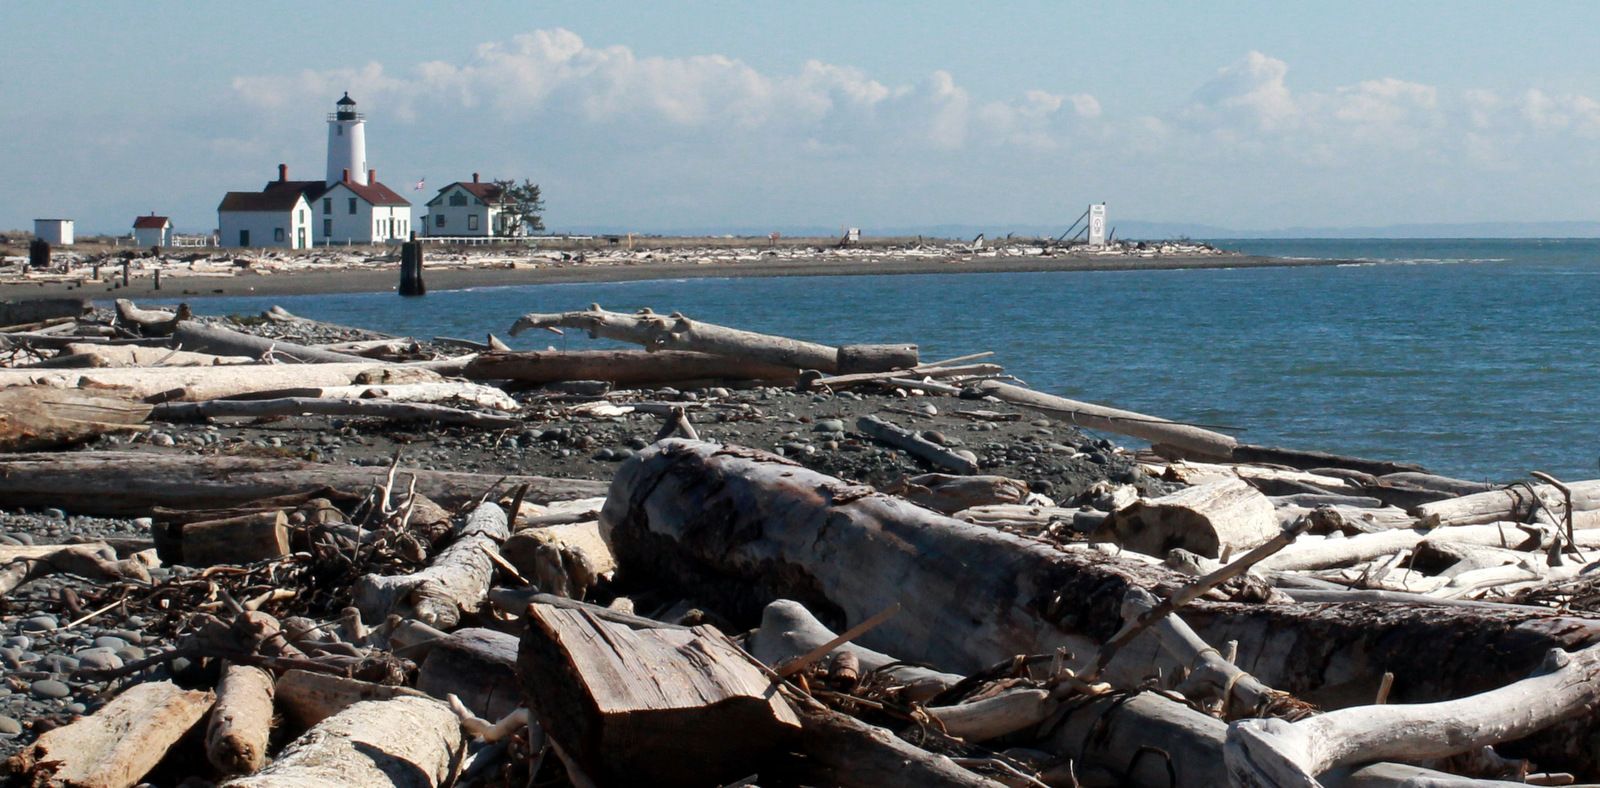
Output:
[413, 178, 426, 191]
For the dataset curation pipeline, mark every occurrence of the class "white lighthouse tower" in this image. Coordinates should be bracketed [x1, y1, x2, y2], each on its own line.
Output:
[326, 92, 368, 186]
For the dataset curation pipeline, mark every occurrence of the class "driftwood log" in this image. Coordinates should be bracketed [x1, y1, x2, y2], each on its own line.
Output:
[274, 669, 430, 730]
[417, 627, 521, 722]
[0, 451, 607, 515]
[114, 298, 189, 336]
[5, 680, 215, 787]
[207, 663, 276, 775]
[0, 542, 151, 595]
[150, 396, 521, 430]
[223, 696, 463, 788]
[37, 343, 253, 368]
[357, 503, 508, 627]
[500, 520, 615, 600]
[172, 320, 368, 364]
[0, 386, 150, 451]
[977, 380, 1238, 460]
[509, 304, 842, 371]
[1415, 479, 1600, 528]
[1103, 476, 1280, 558]
[465, 349, 799, 386]
[179, 511, 291, 567]
[888, 473, 1031, 515]
[856, 414, 978, 474]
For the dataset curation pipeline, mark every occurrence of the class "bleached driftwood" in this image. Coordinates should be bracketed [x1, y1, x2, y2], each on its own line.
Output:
[315, 381, 519, 411]
[417, 628, 520, 723]
[274, 669, 430, 730]
[465, 349, 800, 385]
[0, 542, 151, 595]
[1415, 479, 1600, 528]
[356, 503, 508, 627]
[150, 396, 520, 430]
[6, 681, 215, 787]
[509, 304, 843, 371]
[223, 696, 462, 788]
[747, 599, 964, 703]
[173, 320, 368, 364]
[500, 520, 615, 600]
[207, 663, 276, 774]
[114, 298, 189, 336]
[0, 361, 447, 401]
[977, 379, 1237, 460]
[43, 343, 254, 367]
[888, 473, 1031, 514]
[1259, 522, 1600, 572]
[0, 386, 150, 451]
[1103, 476, 1279, 559]
[857, 414, 977, 474]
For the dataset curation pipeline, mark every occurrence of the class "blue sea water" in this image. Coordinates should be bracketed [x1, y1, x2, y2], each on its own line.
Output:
[160, 238, 1600, 482]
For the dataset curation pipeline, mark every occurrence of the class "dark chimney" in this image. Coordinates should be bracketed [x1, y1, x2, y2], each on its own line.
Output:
[369, 169, 376, 184]
[278, 163, 287, 182]
[472, 172, 479, 183]
[342, 168, 351, 184]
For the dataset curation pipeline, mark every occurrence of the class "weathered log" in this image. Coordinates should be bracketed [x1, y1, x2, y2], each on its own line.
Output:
[0, 297, 88, 326]
[509, 304, 841, 371]
[0, 451, 606, 516]
[1415, 480, 1600, 528]
[180, 511, 290, 567]
[311, 381, 519, 411]
[1258, 522, 1600, 572]
[1226, 642, 1600, 786]
[747, 599, 963, 702]
[516, 602, 802, 787]
[172, 320, 368, 364]
[1156, 458, 1358, 494]
[356, 503, 507, 627]
[1230, 444, 1427, 476]
[207, 663, 275, 775]
[0, 386, 150, 451]
[464, 349, 799, 386]
[49, 343, 253, 367]
[888, 473, 1031, 514]
[273, 669, 430, 730]
[1380, 472, 1498, 497]
[222, 696, 462, 788]
[114, 298, 188, 336]
[1103, 476, 1280, 559]
[5, 680, 215, 787]
[806, 362, 1005, 392]
[501, 520, 615, 600]
[0, 542, 150, 595]
[791, 703, 1003, 787]
[506, 496, 608, 530]
[417, 627, 520, 722]
[977, 380, 1237, 460]
[835, 343, 919, 374]
[151, 397, 521, 430]
[0, 361, 447, 401]
[857, 414, 977, 474]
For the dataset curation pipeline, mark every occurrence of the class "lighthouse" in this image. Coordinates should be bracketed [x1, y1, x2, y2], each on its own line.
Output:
[326, 92, 368, 186]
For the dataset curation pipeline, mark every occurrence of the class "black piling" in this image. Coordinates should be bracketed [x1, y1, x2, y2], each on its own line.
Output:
[28, 239, 49, 269]
[399, 234, 426, 297]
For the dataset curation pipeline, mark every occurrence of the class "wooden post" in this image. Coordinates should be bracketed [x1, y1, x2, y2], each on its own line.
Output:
[121, 259, 130, 287]
[153, 268, 161, 290]
[399, 235, 425, 297]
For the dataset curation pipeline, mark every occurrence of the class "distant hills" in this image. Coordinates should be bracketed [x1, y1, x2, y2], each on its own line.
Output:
[563, 220, 1600, 241]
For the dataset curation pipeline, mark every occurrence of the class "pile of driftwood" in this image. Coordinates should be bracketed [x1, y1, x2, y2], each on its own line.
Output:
[4, 298, 1600, 787]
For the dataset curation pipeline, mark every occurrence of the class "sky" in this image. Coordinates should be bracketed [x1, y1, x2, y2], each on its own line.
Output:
[5, 2, 1600, 235]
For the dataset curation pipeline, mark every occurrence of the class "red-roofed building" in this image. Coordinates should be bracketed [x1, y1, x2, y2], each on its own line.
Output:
[315, 167, 413, 245]
[423, 173, 515, 237]
[131, 214, 172, 247]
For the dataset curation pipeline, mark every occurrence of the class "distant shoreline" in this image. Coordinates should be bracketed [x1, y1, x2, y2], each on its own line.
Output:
[0, 251, 1360, 302]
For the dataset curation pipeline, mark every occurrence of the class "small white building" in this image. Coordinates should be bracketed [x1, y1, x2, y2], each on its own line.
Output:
[1087, 203, 1108, 247]
[132, 215, 172, 247]
[218, 191, 313, 249]
[34, 219, 74, 245]
[423, 174, 513, 237]
[314, 168, 412, 244]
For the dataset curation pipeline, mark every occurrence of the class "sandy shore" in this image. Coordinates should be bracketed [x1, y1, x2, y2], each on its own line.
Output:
[0, 250, 1353, 301]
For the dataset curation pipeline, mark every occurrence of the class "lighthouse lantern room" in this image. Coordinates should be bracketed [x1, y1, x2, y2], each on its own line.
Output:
[326, 92, 368, 186]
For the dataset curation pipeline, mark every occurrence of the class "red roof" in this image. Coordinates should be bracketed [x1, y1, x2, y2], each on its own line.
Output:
[336, 179, 412, 207]
[132, 215, 170, 229]
[458, 181, 506, 203]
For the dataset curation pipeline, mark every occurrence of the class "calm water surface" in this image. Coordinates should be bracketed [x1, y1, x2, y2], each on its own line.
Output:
[160, 238, 1600, 481]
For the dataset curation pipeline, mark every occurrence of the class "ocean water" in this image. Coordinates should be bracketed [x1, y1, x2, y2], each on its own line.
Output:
[161, 238, 1600, 482]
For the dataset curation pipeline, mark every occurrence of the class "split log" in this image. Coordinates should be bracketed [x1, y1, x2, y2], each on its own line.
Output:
[977, 380, 1237, 460]
[888, 473, 1030, 514]
[417, 628, 521, 722]
[509, 304, 841, 371]
[501, 521, 615, 600]
[207, 663, 275, 775]
[857, 414, 977, 474]
[5, 680, 215, 787]
[0, 451, 606, 516]
[0, 360, 448, 401]
[1226, 642, 1600, 786]
[1102, 476, 1279, 559]
[464, 349, 799, 386]
[516, 602, 802, 787]
[356, 503, 507, 627]
[223, 696, 462, 788]
[180, 511, 290, 567]
[274, 669, 430, 730]
[114, 298, 189, 336]
[1415, 480, 1600, 528]
[172, 320, 368, 364]
[0, 542, 150, 595]
[150, 397, 521, 429]
[0, 386, 150, 451]
[49, 343, 253, 367]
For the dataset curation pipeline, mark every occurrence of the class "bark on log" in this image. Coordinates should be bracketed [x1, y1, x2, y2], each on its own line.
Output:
[1415, 480, 1600, 528]
[516, 602, 802, 787]
[0, 386, 150, 451]
[0, 451, 606, 516]
[207, 663, 275, 775]
[835, 343, 919, 374]
[356, 503, 508, 627]
[273, 669, 430, 730]
[0, 361, 447, 401]
[887, 473, 1031, 514]
[222, 696, 463, 788]
[151, 397, 521, 430]
[172, 321, 367, 364]
[977, 380, 1238, 460]
[0, 542, 151, 595]
[5, 680, 215, 788]
[601, 440, 1600, 773]
[501, 521, 615, 600]
[509, 304, 841, 371]
[417, 627, 520, 722]
[857, 414, 978, 474]
[464, 349, 799, 386]
[181, 511, 290, 567]
[1103, 476, 1280, 559]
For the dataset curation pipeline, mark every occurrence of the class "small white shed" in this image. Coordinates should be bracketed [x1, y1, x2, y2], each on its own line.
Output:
[132, 215, 172, 248]
[34, 219, 74, 245]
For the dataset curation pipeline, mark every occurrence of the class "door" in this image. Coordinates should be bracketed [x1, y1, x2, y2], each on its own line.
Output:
[298, 228, 307, 248]
[239, 229, 249, 247]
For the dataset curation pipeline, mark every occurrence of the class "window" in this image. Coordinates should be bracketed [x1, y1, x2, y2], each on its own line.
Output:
[322, 198, 331, 215]
[449, 193, 468, 207]
[337, 126, 343, 136]
[274, 228, 285, 242]
[239, 230, 249, 246]
[348, 198, 357, 215]
[435, 214, 446, 228]
[468, 214, 480, 231]
[323, 218, 332, 237]
[299, 209, 306, 222]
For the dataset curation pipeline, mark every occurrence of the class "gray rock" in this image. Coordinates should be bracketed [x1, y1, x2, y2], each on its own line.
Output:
[151, 432, 176, 447]
[116, 646, 146, 662]
[0, 715, 20, 735]
[92, 636, 129, 650]
[19, 615, 58, 633]
[813, 419, 845, 433]
[75, 648, 122, 671]
[31, 679, 70, 700]
[5, 636, 30, 650]
[39, 654, 80, 672]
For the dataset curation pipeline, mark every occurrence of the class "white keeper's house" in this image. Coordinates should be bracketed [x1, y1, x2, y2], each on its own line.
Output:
[423, 174, 514, 237]
[216, 93, 411, 248]
[217, 189, 312, 249]
[132, 214, 172, 247]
